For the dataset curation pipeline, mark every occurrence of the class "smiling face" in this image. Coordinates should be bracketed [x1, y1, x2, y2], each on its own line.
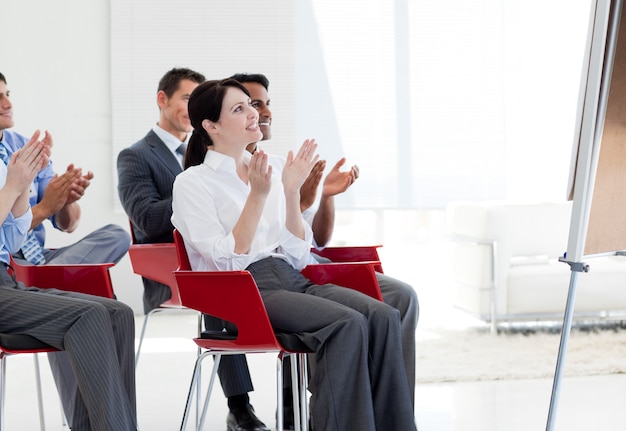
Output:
[207, 87, 262, 152]
[0, 80, 15, 134]
[158, 78, 199, 141]
[241, 81, 272, 141]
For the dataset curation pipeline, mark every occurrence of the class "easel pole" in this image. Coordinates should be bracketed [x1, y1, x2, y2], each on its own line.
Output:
[545, 261, 588, 431]
[550, 0, 623, 428]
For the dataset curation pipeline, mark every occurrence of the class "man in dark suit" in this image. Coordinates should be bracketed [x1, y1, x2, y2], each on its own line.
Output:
[116, 68, 268, 431]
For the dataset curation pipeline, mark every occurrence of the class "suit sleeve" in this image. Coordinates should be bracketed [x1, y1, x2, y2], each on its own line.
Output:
[117, 147, 174, 239]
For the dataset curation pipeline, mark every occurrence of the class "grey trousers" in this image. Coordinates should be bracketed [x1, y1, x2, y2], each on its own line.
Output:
[0, 266, 137, 431]
[377, 272, 419, 407]
[311, 254, 419, 407]
[247, 257, 416, 431]
[15, 223, 133, 429]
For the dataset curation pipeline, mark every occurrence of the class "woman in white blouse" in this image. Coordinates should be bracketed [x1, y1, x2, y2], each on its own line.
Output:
[171, 79, 415, 431]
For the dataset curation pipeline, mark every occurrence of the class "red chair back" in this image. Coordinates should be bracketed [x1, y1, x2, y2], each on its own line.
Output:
[127, 221, 182, 307]
[173, 229, 282, 350]
[173, 229, 191, 271]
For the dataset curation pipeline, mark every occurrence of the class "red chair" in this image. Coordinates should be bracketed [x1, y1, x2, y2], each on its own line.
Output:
[173, 230, 382, 431]
[1, 259, 116, 431]
[127, 221, 200, 367]
[312, 245, 384, 273]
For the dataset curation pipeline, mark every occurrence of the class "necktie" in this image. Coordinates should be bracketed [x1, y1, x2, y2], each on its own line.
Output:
[0, 144, 9, 165]
[21, 232, 46, 265]
[176, 143, 186, 167]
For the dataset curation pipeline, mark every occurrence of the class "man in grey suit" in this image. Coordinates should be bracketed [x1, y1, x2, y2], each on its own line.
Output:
[117, 67, 269, 431]
[0, 71, 131, 428]
[0, 130, 137, 431]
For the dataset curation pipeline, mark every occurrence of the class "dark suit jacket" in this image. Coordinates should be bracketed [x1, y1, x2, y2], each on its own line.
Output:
[117, 130, 181, 245]
[117, 130, 182, 312]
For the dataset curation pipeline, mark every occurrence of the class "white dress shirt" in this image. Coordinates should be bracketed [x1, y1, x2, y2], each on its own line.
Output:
[171, 149, 313, 272]
[153, 125, 186, 167]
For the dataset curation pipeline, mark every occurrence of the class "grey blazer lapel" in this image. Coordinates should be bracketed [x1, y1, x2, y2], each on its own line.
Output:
[146, 130, 183, 176]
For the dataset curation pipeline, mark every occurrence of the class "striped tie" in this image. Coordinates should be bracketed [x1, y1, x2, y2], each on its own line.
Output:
[0, 144, 8, 164]
[176, 143, 186, 167]
[21, 231, 46, 265]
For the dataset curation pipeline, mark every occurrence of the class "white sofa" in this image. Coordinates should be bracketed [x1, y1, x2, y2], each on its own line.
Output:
[446, 200, 626, 331]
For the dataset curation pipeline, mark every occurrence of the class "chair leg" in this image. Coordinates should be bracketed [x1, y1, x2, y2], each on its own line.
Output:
[135, 309, 159, 368]
[277, 352, 306, 431]
[1, 355, 6, 431]
[197, 354, 220, 431]
[33, 354, 47, 431]
[0, 354, 51, 431]
[289, 355, 302, 431]
[195, 313, 202, 428]
[180, 351, 219, 431]
[276, 354, 284, 431]
[298, 353, 309, 431]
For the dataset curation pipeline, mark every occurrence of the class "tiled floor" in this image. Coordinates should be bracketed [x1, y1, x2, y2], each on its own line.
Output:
[4, 310, 626, 431]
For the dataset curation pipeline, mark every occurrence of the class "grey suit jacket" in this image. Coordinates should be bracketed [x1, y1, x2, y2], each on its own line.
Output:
[117, 130, 181, 244]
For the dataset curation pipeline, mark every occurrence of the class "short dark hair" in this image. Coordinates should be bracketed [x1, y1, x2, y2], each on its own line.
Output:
[158, 68, 206, 97]
[0, 72, 6, 85]
[229, 73, 269, 91]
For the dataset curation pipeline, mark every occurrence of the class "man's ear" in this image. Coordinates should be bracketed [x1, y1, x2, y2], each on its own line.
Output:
[156, 91, 167, 109]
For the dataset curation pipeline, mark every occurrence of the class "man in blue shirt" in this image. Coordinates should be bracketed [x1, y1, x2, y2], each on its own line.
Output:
[0, 130, 137, 431]
[0, 71, 131, 427]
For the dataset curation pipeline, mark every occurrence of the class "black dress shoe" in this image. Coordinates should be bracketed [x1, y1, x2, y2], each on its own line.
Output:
[227, 404, 270, 431]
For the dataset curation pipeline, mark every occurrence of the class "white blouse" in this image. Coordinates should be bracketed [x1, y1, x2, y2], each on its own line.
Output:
[171, 149, 313, 272]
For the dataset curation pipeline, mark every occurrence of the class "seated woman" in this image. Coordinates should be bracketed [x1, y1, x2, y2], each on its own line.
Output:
[171, 78, 416, 431]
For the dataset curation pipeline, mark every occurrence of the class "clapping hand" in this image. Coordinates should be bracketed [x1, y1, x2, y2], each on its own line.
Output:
[282, 139, 319, 194]
[300, 159, 325, 212]
[321, 157, 359, 198]
[6, 130, 51, 194]
[248, 149, 272, 197]
[66, 165, 94, 205]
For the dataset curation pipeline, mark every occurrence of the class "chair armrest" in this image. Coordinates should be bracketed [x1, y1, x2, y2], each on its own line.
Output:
[10, 259, 115, 298]
[312, 245, 382, 263]
[301, 262, 383, 301]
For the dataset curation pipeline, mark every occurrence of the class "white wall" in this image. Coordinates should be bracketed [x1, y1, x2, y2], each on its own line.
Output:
[3, 0, 143, 312]
[2, 0, 596, 315]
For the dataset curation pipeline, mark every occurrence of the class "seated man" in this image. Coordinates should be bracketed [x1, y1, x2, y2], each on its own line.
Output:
[0, 130, 137, 431]
[0, 72, 129, 267]
[0, 71, 131, 426]
[231, 72, 419, 427]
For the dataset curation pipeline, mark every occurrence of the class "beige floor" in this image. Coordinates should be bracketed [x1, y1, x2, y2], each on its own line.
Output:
[3, 310, 626, 431]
